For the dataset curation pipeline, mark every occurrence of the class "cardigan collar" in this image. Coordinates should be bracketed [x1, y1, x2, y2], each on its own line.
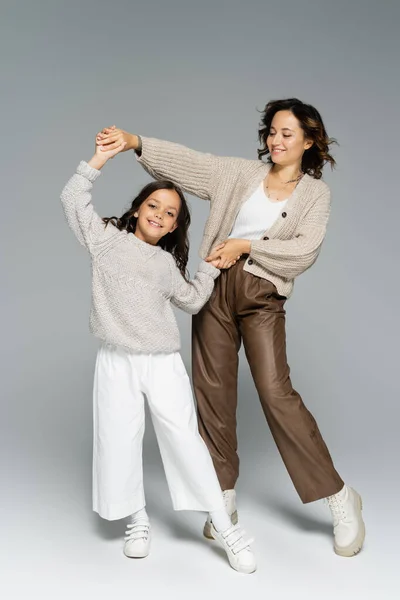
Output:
[232, 161, 313, 239]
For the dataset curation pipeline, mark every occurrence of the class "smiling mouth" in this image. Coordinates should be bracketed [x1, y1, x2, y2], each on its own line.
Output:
[148, 220, 163, 228]
[272, 149, 285, 153]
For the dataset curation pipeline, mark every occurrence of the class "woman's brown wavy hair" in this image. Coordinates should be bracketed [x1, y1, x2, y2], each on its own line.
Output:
[102, 180, 191, 280]
[257, 98, 337, 179]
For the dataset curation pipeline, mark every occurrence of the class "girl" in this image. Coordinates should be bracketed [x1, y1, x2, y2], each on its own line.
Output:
[96, 99, 365, 558]
[60, 135, 256, 574]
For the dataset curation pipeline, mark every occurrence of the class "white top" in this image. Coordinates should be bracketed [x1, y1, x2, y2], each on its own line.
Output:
[229, 182, 288, 240]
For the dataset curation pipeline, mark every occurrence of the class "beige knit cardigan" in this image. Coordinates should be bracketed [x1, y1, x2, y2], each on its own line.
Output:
[137, 137, 331, 298]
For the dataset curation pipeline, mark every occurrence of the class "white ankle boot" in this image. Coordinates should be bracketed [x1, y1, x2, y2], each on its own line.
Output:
[210, 523, 256, 574]
[123, 519, 151, 558]
[326, 485, 365, 557]
[203, 489, 238, 539]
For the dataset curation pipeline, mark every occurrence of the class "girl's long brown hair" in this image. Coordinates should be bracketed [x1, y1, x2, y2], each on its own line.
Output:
[258, 98, 337, 179]
[103, 180, 191, 279]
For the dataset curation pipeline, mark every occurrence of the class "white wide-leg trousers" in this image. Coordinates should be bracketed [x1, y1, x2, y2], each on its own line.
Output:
[92, 343, 225, 520]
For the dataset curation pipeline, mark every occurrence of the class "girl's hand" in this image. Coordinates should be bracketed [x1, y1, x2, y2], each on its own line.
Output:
[96, 126, 139, 153]
[206, 239, 251, 269]
[209, 259, 221, 269]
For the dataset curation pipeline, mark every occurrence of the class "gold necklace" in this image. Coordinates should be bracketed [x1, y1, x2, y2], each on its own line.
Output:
[282, 174, 303, 184]
[265, 171, 303, 200]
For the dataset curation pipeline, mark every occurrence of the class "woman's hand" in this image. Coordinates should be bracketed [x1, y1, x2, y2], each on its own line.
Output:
[96, 126, 139, 153]
[206, 239, 251, 269]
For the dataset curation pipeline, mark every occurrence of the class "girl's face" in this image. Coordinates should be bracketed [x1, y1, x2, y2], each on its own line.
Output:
[267, 110, 312, 167]
[134, 188, 181, 245]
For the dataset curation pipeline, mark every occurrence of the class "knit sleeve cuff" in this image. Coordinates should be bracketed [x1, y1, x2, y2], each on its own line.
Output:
[249, 239, 264, 256]
[198, 260, 220, 279]
[76, 160, 102, 183]
[134, 136, 156, 164]
[134, 135, 143, 156]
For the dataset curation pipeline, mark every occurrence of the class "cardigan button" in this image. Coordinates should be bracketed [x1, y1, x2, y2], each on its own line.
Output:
[248, 259, 253, 265]
[282, 212, 287, 218]
[263, 236, 269, 240]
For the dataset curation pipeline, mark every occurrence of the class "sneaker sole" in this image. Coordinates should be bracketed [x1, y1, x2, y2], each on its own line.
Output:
[124, 548, 150, 559]
[227, 560, 257, 575]
[334, 492, 366, 557]
[124, 540, 151, 559]
[203, 510, 238, 540]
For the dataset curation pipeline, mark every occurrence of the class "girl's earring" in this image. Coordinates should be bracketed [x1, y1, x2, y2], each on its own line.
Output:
[134, 212, 138, 218]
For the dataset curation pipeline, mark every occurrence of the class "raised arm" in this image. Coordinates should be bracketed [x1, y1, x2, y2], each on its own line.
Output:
[168, 258, 220, 315]
[136, 137, 221, 200]
[96, 127, 223, 200]
[60, 138, 126, 251]
[60, 161, 104, 249]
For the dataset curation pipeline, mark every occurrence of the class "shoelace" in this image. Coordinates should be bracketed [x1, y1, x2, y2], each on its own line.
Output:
[326, 495, 346, 522]
[221, 524, 254, 556]
[124, 520, 150, 543]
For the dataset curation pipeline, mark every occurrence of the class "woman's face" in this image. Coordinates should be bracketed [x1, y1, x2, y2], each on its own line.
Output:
[134, 188, 181, 245]
[267, 110, 312, 167]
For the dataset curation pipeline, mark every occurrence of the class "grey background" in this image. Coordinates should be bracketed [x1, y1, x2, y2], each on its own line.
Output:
[1, 0, 399, 598]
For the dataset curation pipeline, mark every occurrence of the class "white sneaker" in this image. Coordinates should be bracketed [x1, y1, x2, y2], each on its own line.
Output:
[123, 520, 151, 558]
[203, 489, 238, 539]
[326, 485, 365, 557]
[210, 523, 256, 574]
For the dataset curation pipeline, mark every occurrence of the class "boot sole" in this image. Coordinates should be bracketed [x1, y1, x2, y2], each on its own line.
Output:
[334, 493, 365, 557]
[203, 510, 238, 540]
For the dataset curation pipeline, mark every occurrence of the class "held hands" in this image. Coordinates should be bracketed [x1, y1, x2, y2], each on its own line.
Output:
[88, 129, 127, 170]
[96, 126, 138, 154]
[206, 239, 251, 269]
[209, 259, 223, 269]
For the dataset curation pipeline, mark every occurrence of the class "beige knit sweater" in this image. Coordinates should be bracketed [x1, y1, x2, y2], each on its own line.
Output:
[137, 137, 331, 298]
[60, 161, 220, 353]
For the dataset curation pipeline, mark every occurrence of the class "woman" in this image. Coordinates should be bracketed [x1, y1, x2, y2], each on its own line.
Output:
[96, 98, 365, 557]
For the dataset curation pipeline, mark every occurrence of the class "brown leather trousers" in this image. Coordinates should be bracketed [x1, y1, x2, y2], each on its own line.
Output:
[192, 259, 344, 503]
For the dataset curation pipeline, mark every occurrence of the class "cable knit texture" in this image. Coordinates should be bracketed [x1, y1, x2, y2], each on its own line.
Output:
[137, 137, 331, 298]
[60, 161, 220, 353]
